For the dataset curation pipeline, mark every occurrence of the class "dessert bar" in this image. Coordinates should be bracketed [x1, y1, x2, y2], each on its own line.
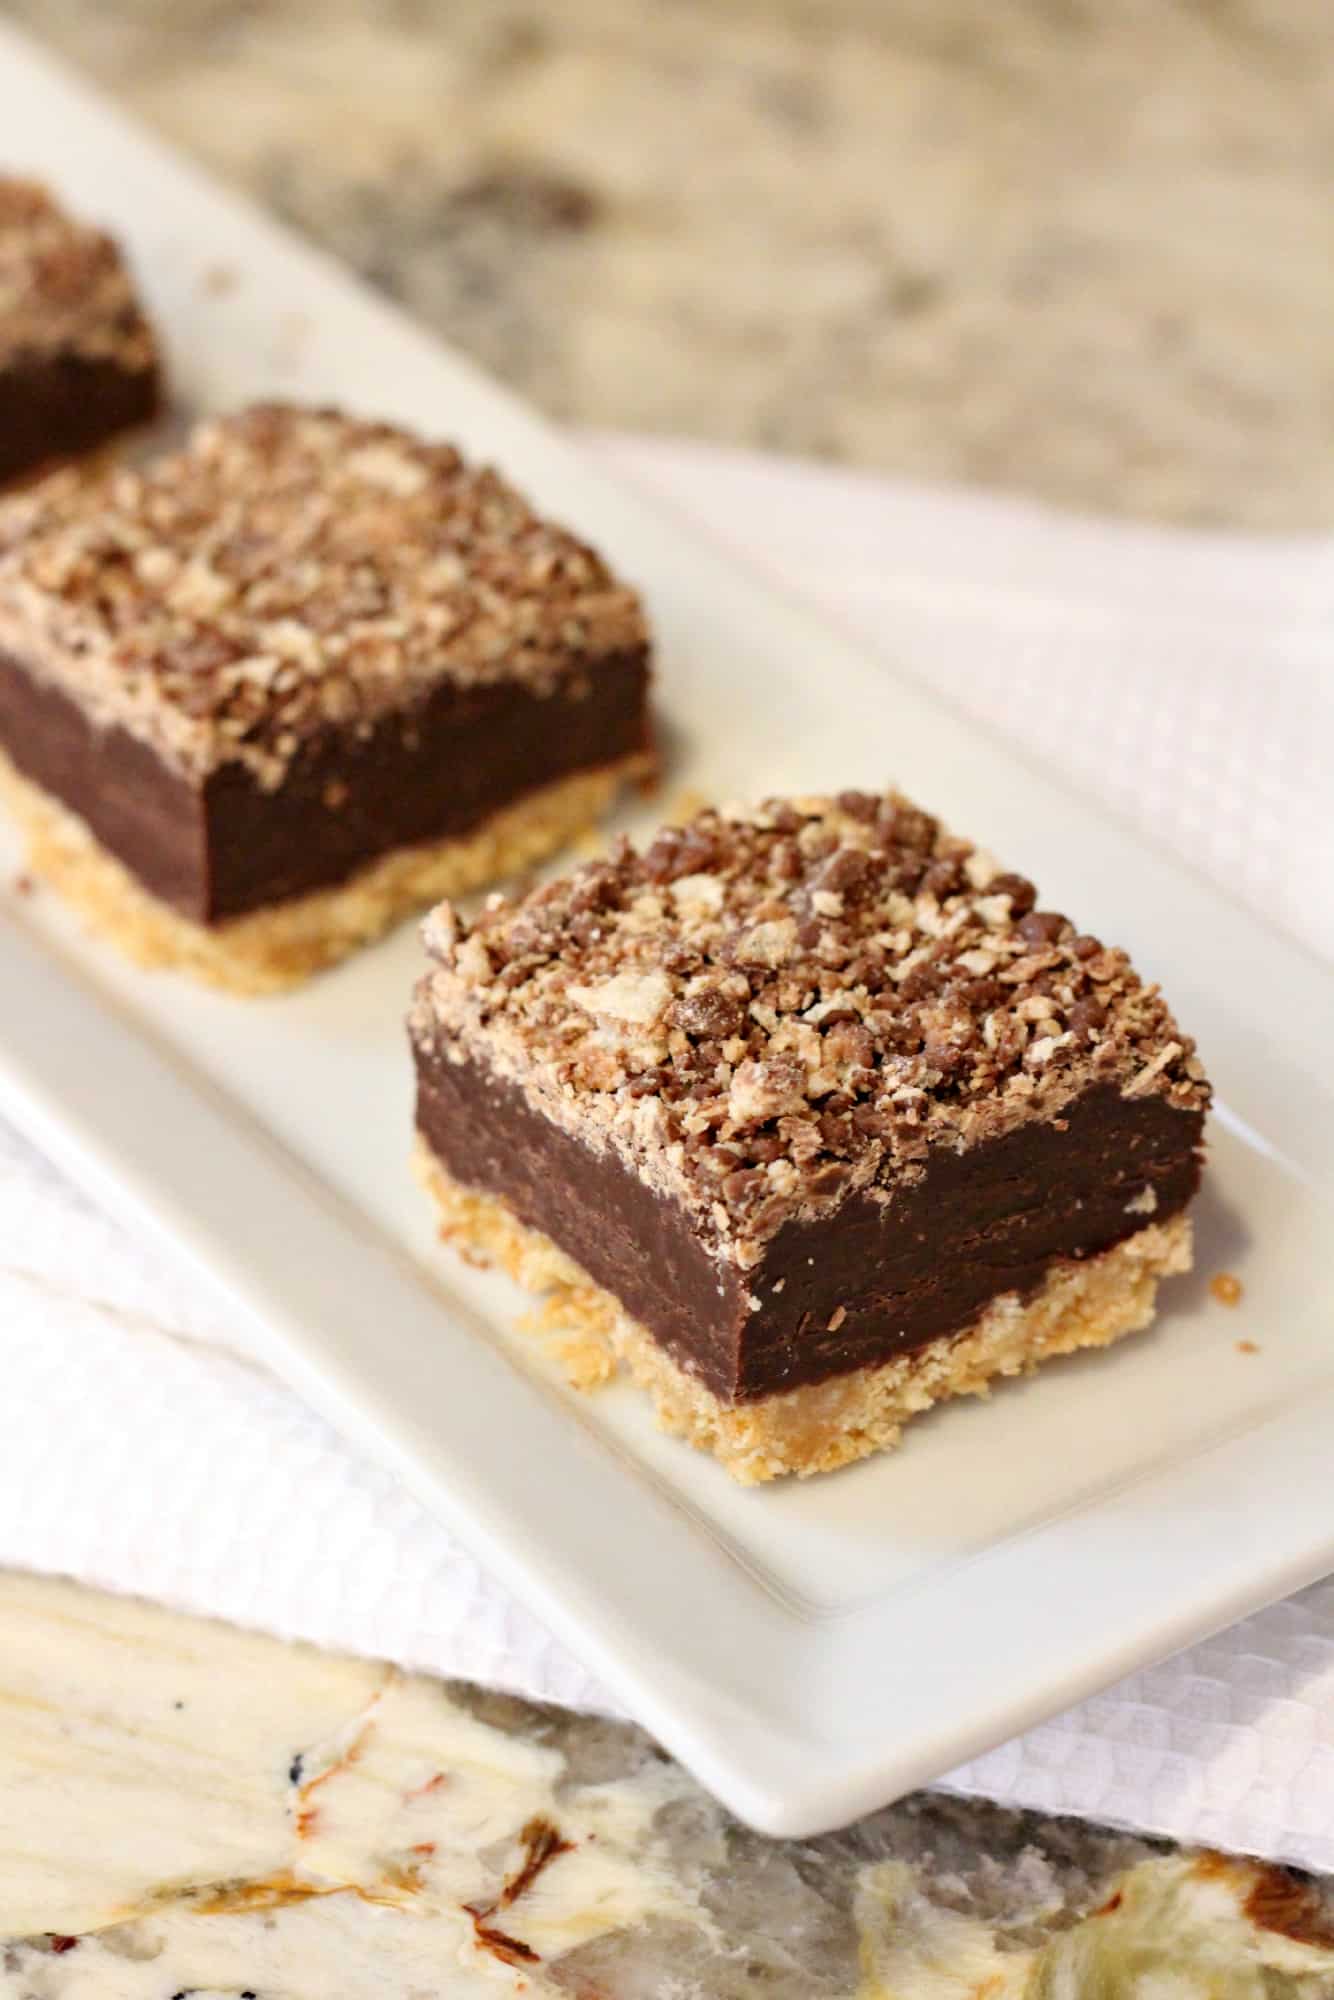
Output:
[0, 177, 161, 484]
[411, 791, 1209, 1482]
[0, 403, 653, 989]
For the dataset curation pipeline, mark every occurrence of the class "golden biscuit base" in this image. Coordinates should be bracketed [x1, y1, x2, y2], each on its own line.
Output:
[0, 747, 651, 995]
[414, 1134, 1192, 1483]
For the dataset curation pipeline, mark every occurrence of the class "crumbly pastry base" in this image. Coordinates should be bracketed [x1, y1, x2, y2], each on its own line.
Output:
[0, 749, 650, 995]
[413, 1135, 1193, 1483]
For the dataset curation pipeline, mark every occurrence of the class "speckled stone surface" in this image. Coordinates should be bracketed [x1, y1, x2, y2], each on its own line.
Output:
[8, 1573, 1334, 1995]
[6, 0, 1334, 528]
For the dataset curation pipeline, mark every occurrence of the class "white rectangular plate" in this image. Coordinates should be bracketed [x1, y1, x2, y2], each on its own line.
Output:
[2, 26, 1332, 1840]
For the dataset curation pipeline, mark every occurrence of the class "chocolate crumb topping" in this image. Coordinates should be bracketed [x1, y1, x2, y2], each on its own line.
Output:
[0, 177, 156, 373]
[0, 403, 647, 789]
[414, 792, 1210, 1271]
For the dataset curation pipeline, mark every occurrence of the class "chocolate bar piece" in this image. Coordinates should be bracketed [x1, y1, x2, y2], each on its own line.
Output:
[0, 178, 161, 484]
[411, 792, 1209, 1482]
[0, 404, 653, 990]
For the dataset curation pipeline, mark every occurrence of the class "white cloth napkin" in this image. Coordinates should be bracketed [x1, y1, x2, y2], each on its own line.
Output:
[3, 437, 1333, 1868]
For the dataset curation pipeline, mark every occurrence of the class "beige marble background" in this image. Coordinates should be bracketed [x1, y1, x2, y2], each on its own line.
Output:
[8, 0, 1334, 528]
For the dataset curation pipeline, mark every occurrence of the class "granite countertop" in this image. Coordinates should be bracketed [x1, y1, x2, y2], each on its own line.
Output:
[2, 1, 1333, 1989]
[7, 1572, 1334, 1998]
[8, 0, 1334, 530]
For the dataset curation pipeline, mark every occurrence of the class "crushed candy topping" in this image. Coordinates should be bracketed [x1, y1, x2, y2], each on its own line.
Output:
[0, 403, 647, 788]
[414, 791, 1210, 1269]
[0, 176, 156, 373]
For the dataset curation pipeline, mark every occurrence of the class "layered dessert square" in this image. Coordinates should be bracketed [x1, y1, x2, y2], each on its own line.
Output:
[411, 791, 1210, 1482]
[0, 178, 161, 484]
[0, 404, 653, 990]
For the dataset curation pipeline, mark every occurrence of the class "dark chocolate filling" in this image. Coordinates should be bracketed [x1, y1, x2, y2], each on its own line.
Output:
[0, 645, 650, 923]
[0, 350, 160, 486]
[0, 648, 207, 910]
[414, 1041, 1205, 1405]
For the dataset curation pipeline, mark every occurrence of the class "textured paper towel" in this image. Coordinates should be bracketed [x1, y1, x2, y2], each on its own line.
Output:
[2, 438, 1333, 1868]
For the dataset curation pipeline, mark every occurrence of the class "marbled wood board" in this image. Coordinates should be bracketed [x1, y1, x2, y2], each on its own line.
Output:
[3, 1, 1334, 1991]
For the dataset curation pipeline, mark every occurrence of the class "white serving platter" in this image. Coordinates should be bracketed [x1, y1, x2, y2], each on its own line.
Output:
[2, 25, 1332, 1840]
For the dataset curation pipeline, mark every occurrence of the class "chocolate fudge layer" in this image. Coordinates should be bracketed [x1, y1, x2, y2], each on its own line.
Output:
[0, 179, 161, 484]
[0, 405, 653, 989]
[411, 791, 1209, 1482]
